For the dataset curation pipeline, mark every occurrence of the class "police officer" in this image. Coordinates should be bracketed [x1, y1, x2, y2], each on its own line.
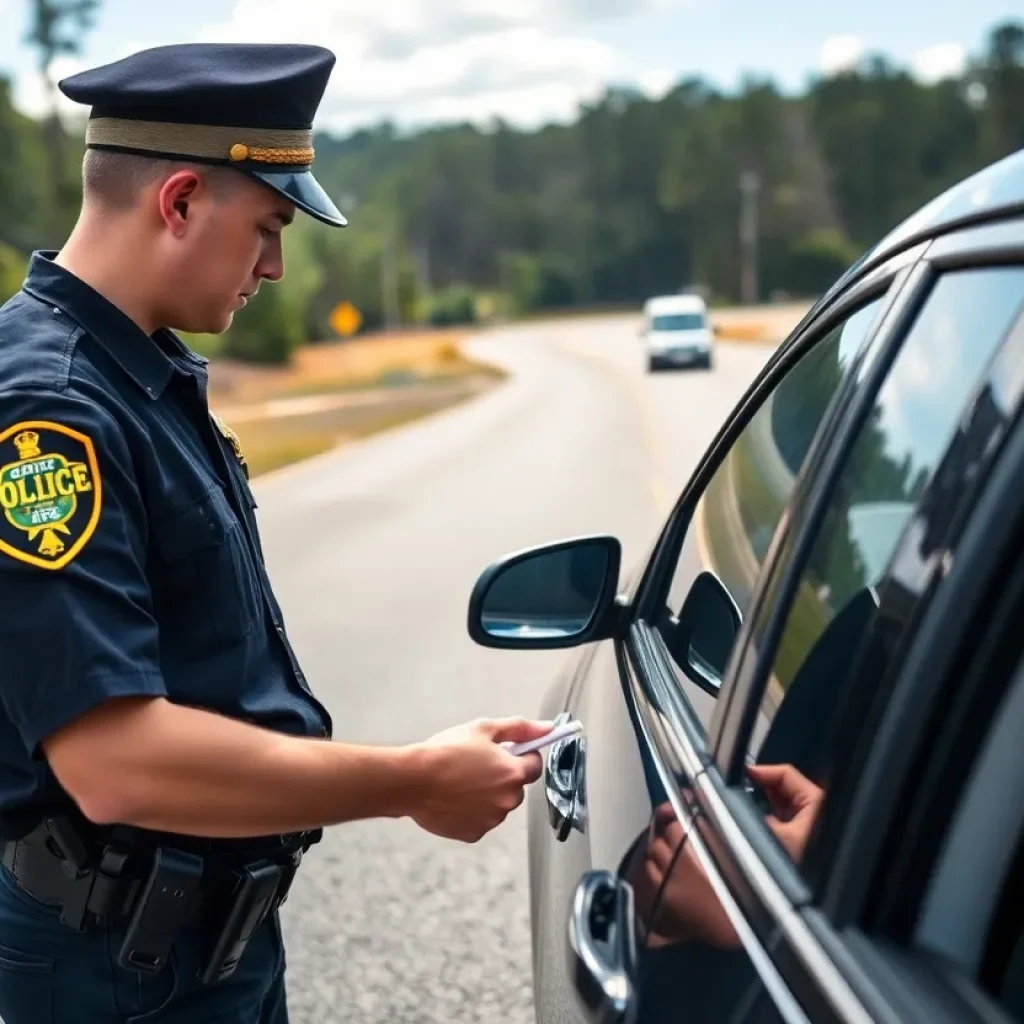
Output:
[0, 43, 550, 1023]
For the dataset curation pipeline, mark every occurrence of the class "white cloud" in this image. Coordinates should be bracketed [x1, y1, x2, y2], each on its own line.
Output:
[818, 35, 966, 87]
[911, 43, 966, 84]
[815, 34, 864, 77]
[819, 34, 864, 77]
[192, 0, 692, 131]
[13, 56, 87, 120]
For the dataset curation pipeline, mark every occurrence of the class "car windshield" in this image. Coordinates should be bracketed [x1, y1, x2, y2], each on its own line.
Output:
[651, 313, 705, 331]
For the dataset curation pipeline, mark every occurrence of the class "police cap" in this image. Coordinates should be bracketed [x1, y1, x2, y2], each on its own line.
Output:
[58, 43, 347, 228]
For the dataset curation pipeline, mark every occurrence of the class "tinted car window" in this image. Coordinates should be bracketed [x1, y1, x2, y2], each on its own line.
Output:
[744, 268, 1024, 865]
[657, 296, 886, 700]
[652, 313, 706, 331]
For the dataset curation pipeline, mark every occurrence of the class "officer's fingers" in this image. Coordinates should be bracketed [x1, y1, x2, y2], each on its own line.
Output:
[515, 751, 544, 785]
[483, 717, 555, 743]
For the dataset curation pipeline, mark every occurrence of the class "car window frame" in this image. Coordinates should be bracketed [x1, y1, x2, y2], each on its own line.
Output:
[703, 240, 1024, 1023]
[714, 238, 1024, 819]
[629, 244, 930, 719]
[823, 287, 1024, 929]
[626, 275, 905, 774]
[613, 246, 931, 1020]
[627, 240, 931, 633]
[783, 391, 1024, 1024]
[710, 255, 936, 778]
[812, 280, 1024, 930]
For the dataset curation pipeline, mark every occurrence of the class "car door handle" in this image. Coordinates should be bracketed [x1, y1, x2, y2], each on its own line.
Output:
[568, 870, 638, 1024]
[545, 712, 587, 841]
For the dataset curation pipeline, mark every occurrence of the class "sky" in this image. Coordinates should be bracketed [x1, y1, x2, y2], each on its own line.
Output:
[0, 0, 1016, 136]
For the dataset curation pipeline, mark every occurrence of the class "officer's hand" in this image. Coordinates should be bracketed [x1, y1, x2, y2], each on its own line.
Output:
[408, 718, 551, 843]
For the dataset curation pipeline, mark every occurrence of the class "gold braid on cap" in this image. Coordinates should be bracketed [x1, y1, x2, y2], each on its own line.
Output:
[228, 143, 314, 164]
[87, 118, 315, 166]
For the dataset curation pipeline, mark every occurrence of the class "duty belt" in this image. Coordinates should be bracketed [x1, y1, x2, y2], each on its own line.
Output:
[1, 817, 307, 984]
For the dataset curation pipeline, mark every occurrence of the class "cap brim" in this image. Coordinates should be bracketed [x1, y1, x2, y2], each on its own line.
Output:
[245, 167, 348, 227]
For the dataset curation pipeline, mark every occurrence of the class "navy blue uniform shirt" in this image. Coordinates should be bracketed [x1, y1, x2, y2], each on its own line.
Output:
[0, 252, 333, 840]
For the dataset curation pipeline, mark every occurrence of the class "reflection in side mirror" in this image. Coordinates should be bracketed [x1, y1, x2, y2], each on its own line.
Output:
[468, 536, 622, 650]
[670, 571, 741, 696]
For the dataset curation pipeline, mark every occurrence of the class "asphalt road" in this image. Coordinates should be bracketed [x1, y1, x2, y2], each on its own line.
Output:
[252, 317, 775, 1023]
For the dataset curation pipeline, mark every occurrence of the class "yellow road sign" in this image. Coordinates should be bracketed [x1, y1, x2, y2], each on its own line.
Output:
[329, 301, 363, 337]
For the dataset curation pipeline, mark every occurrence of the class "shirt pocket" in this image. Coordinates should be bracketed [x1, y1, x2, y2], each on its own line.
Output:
[150, 486, 260, 657]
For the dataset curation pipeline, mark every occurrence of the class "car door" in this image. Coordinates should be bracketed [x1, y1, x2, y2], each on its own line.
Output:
[638, 241, 1024, 1021]
[525, 248, 927, 1023]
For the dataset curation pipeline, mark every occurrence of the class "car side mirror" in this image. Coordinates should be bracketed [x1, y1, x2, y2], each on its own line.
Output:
[712, 323, 723, 337]
[467, 535, 622, 650]
[665, 571, 741, 696]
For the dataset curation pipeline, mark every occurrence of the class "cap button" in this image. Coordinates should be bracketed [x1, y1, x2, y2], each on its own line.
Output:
[229, 143, 249, 162]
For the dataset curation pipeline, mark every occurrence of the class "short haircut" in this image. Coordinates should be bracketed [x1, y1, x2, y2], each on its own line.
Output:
[82, 149, 239, 209]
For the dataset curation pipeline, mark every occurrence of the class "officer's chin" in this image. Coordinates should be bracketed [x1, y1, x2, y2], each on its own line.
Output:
[175, 309, 236, 337]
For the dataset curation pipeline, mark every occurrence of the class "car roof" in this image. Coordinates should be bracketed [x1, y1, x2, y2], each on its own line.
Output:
[797, 147, 1024, 333]
[868, 146, 1024, 260]
[644, 294, 707, 314]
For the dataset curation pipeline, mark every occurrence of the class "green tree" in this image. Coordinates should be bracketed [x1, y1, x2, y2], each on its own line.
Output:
[974, 22, 1024, 160]
[2, 13, 1022, 358]
[24, 0, 99, 242]
[0, 77, 53, 253]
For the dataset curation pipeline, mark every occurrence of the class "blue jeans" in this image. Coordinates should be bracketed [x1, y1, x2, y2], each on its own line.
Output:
[0, 863, 289, 1023]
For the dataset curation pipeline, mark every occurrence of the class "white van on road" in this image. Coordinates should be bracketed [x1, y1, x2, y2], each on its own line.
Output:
[641, 293, 716, 372]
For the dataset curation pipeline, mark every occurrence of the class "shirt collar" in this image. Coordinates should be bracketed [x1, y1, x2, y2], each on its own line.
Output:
[21, 251, 209, 400]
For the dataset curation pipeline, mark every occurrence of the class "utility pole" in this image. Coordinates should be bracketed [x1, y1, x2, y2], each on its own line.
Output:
[412, 240, 432, 325]
[381, 226, 400, 330]
[739, 171, 761, 305]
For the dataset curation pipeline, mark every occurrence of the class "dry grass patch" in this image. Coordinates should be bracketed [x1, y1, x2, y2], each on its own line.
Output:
[207, 328, 494, 405]
[232, 375, 494, 478]
[710, 301, 812, 345]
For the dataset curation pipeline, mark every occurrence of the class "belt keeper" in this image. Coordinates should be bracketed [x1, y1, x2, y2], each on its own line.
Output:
[86, 828, 136, 922]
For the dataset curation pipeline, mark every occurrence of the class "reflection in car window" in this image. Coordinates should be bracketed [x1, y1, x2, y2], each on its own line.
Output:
[746, 268, 1024, 867]
[622, 786, 762, 1019]
[657, 296, 886, 698]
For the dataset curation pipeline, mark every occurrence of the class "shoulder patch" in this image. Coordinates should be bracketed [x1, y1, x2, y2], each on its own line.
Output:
[0, 421, 102, 570]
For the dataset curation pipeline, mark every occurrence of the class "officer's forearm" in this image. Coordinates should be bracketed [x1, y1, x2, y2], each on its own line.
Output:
[45, 696, 427, 837]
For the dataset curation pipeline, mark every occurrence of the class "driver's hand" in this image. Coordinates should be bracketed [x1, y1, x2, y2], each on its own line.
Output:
[747, 763, 824, 862]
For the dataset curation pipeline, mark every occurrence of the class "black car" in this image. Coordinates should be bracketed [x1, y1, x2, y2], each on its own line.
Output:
[466, 147, 1024, 1024]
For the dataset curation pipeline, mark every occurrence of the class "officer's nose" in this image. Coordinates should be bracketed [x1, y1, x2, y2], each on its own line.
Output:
[257, 240, 285, 283]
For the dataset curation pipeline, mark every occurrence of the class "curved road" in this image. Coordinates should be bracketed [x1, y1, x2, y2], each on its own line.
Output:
[252, 317, 775, 1023]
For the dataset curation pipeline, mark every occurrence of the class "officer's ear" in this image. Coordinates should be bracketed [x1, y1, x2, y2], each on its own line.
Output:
[157, 170, 203, 236]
